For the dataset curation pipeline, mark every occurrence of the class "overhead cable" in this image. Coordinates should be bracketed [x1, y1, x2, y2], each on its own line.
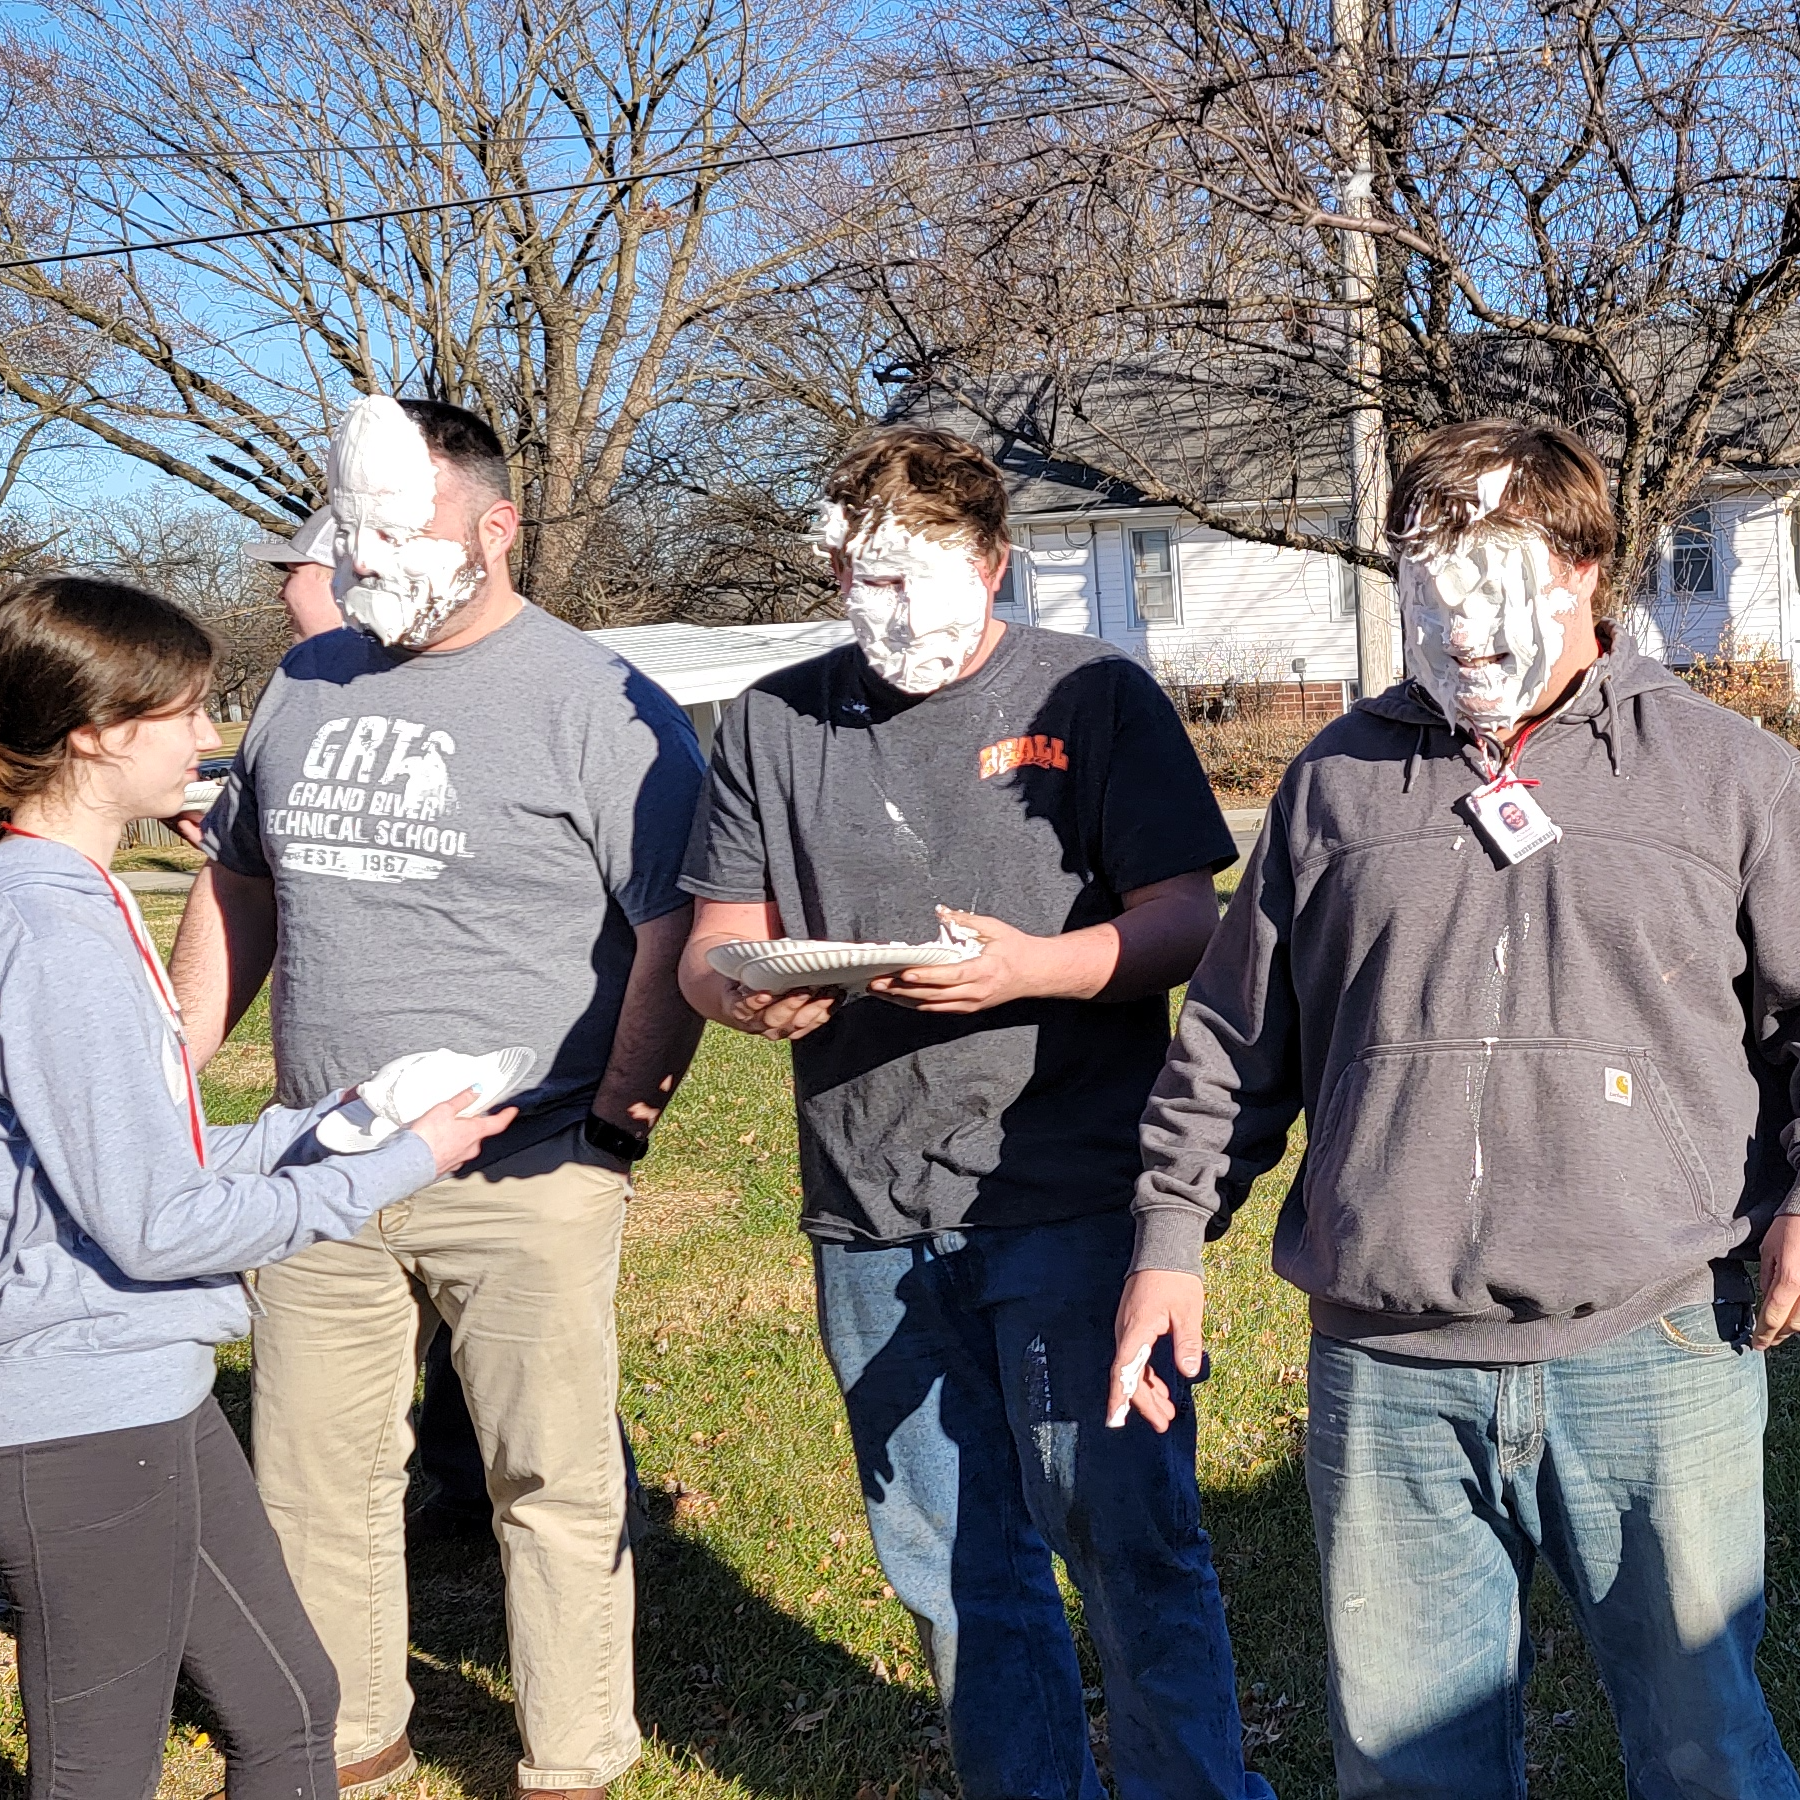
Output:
[0, 99, 1118, 272]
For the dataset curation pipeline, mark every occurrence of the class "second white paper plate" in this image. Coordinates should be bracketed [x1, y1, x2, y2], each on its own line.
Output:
[706, 937, 977, 994]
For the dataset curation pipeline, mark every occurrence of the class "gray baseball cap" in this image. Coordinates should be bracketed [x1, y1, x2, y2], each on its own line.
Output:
[245, 506, 335, 568]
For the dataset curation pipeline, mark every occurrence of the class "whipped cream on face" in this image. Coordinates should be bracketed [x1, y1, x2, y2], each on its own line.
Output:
[1400, 528, 1579, 735]
[328, 395, 481, 648]
[1394, 465, 1579, 736]
[816, 500, 992, 695]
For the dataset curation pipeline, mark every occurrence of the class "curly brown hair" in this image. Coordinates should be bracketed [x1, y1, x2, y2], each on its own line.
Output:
[0, 575, 214, 819]
[824, 427, 1010, 567]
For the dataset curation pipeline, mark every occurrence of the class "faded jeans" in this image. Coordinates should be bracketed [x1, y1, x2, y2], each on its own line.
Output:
[815, 1209, 1273, 1800]
[1307, 1299, 1799, 1799]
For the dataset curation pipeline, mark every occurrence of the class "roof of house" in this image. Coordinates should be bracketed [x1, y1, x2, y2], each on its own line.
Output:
[887, 335, 1800, 522]
[586, 618, 853, 706]
[888, 357, 1347, 519]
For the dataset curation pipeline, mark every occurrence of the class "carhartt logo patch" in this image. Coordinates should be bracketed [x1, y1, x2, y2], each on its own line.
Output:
[1605, 1067, 1633, 1107]
[979, 735, 1070, 780]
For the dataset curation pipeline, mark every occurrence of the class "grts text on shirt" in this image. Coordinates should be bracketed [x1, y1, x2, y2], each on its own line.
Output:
[205, 604, 704, 1163]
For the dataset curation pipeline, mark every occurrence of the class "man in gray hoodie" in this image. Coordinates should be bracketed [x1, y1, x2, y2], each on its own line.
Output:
[1109, 420, 1800, 1797]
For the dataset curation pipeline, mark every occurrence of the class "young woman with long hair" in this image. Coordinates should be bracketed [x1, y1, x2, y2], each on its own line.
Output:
[0, 575, 514, 1800]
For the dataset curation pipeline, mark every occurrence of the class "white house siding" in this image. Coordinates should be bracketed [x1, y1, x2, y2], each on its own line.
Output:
[1712, 497, 1788, 658]
[1022, 525, 1097, 634]
[1632, 487, 1796, 666]
[1012, 509, 1359, 683]
[1153, 520, 1359, 683]
[1014, 489, 1800, 691]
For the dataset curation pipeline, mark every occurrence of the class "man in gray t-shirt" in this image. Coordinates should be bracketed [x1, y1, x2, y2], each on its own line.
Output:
[203, 609, 698, 1162]
[173, 396, 704, 1798]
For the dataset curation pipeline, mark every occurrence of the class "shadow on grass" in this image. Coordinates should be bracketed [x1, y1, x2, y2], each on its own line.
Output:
[398, 1501, 955, 1798]
[208, 1357, 952, 1798]
[14, 1322, 1800, 1800]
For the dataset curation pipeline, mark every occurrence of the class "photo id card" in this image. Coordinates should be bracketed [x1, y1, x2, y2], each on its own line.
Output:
[1465, 775, 1561, 866]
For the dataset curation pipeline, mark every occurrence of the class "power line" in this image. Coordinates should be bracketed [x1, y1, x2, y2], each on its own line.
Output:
[8, 115, 865, 169]
[3, 30, 1766, 172]
[0, 100, 1116, 273]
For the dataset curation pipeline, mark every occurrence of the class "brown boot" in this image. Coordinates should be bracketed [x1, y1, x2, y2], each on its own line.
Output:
[338, 1736, 417, 1799]
[513, 1788, 606, 1800]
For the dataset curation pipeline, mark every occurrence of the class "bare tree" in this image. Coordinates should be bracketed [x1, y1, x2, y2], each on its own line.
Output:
[0, 0, 858, 612]
[73, 491, 290, 716]
[561, 283, 886, 625]
[849, 0, 1800, 593]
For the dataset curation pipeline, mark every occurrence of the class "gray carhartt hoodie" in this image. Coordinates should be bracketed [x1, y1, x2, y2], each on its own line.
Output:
[1134, 629, 1800, 1361]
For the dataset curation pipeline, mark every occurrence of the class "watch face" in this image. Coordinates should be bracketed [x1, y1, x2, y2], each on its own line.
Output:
[586, 1116, 648, 1161]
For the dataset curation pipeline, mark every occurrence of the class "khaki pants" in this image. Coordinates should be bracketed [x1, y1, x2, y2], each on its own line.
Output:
[252, 1123, 638, 1789]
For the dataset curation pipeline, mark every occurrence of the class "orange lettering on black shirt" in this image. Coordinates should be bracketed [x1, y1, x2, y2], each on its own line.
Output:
[979, 735, 1070, 780]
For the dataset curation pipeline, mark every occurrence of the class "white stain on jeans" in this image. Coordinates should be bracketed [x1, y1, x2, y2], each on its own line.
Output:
[1023, 1336, 1077, 1487]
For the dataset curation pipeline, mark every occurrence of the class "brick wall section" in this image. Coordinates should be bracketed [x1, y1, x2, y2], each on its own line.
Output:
[1264, 682, 1350, 724]
[1172, 681, 1352, 726]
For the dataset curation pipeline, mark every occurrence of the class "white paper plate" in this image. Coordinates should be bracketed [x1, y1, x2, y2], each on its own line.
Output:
[316, 1044, 538, 1153]
[706, 937, 977, 994]
[182, 778, 224, 815]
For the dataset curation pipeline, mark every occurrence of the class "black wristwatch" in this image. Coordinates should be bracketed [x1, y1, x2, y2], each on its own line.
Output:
[583, 1114, 651, 1164]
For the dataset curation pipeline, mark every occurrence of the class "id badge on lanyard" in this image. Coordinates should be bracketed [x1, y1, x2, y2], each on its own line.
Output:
[1462, 724, 1561, 866]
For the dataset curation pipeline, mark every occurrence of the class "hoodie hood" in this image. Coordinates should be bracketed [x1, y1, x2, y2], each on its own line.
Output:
[1358, 624, 1676, 790]
[0, 832, 112, 897]
[0, 834, 129, 950]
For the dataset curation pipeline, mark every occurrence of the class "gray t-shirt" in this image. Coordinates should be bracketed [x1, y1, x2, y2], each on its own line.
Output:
[205, 603, 704, 1163]
[681, 625, 1237, 1242]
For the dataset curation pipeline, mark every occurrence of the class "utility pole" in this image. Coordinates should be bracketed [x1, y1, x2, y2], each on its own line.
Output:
[1333, 0, 1399, 696]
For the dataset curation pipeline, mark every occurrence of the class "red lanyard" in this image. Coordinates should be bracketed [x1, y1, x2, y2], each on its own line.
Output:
[1, 826, 206, 1168]
[1476, 715, 1546, 791]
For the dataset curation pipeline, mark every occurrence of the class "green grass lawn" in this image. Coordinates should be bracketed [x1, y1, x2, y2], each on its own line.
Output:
[6, 894, 1800, 1798]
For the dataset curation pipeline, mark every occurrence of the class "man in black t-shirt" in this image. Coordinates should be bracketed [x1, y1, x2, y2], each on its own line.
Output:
[679, 429, 1270, 1800]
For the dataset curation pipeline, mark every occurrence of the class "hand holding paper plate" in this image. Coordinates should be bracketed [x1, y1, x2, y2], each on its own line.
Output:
[316, 1045, 537, 1153]
[706, 921, 982, 995]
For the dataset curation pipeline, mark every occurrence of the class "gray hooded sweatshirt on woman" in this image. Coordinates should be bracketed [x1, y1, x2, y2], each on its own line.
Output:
[0, 835, 437, 1444]
[1135, 629, 1800, 1362]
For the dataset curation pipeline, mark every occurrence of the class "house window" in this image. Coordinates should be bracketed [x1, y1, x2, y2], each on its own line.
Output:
[993, 543, 1022, 617]
[1130, 528, 1179, 624]
[1330, 516, 1356, 618]
[1673, 508, 1716, 597]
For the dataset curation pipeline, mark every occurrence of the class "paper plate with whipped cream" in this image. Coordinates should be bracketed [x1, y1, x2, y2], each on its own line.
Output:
[707, 935, 980, 994]
[316, 1044, 537, 1154]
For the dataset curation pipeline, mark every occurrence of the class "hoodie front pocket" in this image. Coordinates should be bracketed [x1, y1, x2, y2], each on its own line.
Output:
[1301, 1038, 1719, 1321]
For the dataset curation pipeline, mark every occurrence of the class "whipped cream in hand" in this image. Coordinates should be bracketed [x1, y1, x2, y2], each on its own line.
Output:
[316, 1045, 537, 1153]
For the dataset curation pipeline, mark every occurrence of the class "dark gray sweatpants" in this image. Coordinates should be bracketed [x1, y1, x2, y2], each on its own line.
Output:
[0, 1396, 339, 1800]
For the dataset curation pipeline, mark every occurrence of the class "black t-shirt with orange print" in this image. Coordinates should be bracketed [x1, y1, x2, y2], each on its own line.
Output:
[680, 624, 1238, 1242]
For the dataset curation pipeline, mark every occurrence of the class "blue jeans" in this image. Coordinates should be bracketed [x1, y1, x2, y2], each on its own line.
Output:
[1307, 1300, 1798, 1799]
[815, 1210, 1273, 1800]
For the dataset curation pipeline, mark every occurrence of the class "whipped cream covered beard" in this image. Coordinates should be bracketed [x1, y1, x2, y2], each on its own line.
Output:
[1399, 524, 1580, 737]
[816, 501, 992, 695]
[328, 395, 482, 648]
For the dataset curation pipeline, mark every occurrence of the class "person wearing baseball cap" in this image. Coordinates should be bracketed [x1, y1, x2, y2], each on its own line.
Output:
[244, 508, 340, 641]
